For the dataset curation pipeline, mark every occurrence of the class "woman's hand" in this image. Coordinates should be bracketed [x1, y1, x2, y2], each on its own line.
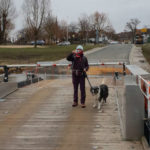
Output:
[84, 68, 87, 72]
[72, 50, 76, 53]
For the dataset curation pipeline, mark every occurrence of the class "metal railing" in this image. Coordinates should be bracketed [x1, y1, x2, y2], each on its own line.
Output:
[138, 75, 150, 118]
[32, 62, 126, 78]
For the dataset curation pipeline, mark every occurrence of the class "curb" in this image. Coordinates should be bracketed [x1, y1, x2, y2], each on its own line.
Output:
[129, 44, 135, 64]
[84, 46, 109, 56]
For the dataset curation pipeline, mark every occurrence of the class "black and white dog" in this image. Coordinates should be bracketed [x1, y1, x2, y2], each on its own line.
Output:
[90, 84, 109, 110]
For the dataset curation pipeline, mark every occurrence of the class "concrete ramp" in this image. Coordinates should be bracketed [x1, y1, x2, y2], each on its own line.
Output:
[0, 82, 18, 99]
[0, 78, 143, 150]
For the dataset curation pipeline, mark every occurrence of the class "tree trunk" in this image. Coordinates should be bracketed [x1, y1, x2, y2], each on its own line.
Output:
[2, 13, 7, 44]
[132, 32, 135, 44]
[34, 40, 37, 48]
[34, 31, 38, 48]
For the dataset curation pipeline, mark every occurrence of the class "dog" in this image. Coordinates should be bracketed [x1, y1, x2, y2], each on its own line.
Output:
[90, 84, 109, 110]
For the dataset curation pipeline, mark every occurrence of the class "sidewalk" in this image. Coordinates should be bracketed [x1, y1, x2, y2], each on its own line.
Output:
[129, 45, 150, 72]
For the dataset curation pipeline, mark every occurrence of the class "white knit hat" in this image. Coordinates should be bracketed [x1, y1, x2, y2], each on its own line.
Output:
[76, 45, 83, 52]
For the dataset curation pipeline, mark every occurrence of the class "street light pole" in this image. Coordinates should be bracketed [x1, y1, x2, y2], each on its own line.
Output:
[66, 16, 69, 42]
[96, 29, 99, 44]
[67, 25, 68, 41]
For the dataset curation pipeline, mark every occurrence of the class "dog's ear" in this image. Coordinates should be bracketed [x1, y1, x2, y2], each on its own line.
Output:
[90, 87, 93, 93]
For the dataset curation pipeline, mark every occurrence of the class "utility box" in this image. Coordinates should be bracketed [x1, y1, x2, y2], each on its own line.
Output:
[123, 76, 144, 140]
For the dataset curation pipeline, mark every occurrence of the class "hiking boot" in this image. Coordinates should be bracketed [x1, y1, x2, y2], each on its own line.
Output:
[81, 104, 86, 108]
[72, 102, 78, 107]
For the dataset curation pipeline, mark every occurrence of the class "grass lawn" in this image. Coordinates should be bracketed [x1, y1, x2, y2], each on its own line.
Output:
[0, 44, 103, 65]
[142, 44, 150, 64]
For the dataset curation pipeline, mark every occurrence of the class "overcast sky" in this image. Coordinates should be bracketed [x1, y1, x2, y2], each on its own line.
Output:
[13, 0, 150, 35]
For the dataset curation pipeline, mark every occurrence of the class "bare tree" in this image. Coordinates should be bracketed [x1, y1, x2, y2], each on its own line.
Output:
[59, 20, 68, 41]
[0, 0, 16, 44]
[78, 14, 90, 44]
[125, 18, 140, 43]
[90, 11, 108, 43]
[68, 22, 78, 43]
[23, 0, 50, 48]
[69, 22, 78, 33]
[104, 24, 115, 40]
[44, 13, 59, 44]
[16, 27, 34, 44]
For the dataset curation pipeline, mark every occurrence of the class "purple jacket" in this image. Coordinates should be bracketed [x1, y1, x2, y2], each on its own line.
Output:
[66, 53, 89, 71]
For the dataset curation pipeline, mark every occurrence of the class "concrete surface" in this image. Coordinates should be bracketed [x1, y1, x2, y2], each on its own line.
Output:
[116, 75, 144, 141]
[0, 78, 42, 99]
[129, 45, 150, 73]
[142, 136, 150, 150]
[0, 79, 144, 150]
[55, 46, 106, 64]
[0, 82, 18, 99]
[126, 65, 149, 76]
[124, 76, 144, 140]
[86, 44, 132, 62]
[57, 44, 132, 64]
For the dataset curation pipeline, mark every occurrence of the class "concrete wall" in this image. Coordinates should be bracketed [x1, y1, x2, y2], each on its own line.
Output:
[122, 75, 144, 140]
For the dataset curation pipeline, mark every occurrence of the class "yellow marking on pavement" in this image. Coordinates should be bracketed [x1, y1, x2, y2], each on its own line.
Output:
[87, 66, 130, 75]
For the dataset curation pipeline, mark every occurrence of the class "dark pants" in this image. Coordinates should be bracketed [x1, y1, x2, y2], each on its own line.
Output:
[72, 73, 86, 104]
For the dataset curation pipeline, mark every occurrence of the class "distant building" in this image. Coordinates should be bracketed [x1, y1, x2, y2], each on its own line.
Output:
[136, 28, 150, 44]
[89, 35, 108, 43]
[117, 32, 131, 43]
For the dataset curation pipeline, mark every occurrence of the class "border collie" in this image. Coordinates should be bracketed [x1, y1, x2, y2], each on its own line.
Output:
[90, 84, 109, 110]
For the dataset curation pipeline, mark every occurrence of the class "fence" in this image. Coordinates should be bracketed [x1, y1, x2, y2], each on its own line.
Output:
[0, 61, 127, 88]
[138, 75, 150, 118]
[137, 74, 150, 145]
[22, 62, 127, 88]
[31, 61, 127, 77]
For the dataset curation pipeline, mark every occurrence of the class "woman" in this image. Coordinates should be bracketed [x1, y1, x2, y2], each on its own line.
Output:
[66, 45, 89, 108]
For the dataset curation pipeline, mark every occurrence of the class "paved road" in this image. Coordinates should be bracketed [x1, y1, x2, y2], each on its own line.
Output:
[56, 44, 132, 65]
[86, 44, 132, 63]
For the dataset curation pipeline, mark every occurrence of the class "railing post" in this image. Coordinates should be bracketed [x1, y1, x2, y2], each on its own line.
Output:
[123, 63, 126, 76]
[45, 67, 47, 80]
[3, 66, 9, 82]
[148, 83, 150, 118]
